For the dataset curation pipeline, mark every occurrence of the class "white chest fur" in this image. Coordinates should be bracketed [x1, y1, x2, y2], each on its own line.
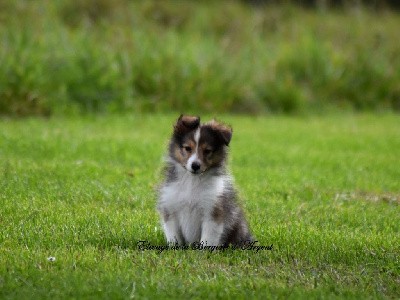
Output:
[159, 166, 227, 244]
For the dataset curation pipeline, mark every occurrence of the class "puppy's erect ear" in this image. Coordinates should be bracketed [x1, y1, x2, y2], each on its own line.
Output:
[208, 120, 233, 146]
[217, 124, 232, 146]
[173, 115, 200, 136]
[219, 126, 232, 146]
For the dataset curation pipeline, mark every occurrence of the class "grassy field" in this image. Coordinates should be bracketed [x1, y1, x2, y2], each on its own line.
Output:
[1, 1, 400, 116]
[0, 114, 399, 299]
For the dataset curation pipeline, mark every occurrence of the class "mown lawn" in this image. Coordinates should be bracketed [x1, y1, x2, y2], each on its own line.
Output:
[0, 114, 399, 299]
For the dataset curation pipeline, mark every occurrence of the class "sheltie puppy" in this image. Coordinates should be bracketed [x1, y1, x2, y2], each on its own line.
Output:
[157, 115, 253, 246]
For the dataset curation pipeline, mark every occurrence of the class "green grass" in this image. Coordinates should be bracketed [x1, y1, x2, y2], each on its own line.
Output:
[0, 114, 399, 299]
[1, 1, 400, 116]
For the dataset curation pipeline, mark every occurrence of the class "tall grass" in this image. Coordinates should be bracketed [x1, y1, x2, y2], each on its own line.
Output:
[0, 0, 399, 116]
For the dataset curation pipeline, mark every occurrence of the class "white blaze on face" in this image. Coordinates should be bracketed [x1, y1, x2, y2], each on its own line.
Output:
[186, 127, 201, 172]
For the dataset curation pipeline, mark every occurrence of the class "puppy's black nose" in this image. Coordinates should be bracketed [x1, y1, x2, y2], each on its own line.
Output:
[191, 161, 201, 172]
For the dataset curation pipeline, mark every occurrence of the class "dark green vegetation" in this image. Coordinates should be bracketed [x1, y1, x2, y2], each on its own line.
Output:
[1, 114, 399, 299]
[1, 1, 400, 116]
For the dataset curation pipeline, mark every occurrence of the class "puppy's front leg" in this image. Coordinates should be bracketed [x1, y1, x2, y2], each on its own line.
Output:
[200, 219, 224, 246]
[162, 218, 183, 245]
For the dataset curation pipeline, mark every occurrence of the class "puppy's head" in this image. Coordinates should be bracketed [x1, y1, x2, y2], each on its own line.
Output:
[169, 115, 232, 174]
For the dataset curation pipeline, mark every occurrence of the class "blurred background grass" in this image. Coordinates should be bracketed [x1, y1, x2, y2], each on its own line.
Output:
[1, 0, 399, 116]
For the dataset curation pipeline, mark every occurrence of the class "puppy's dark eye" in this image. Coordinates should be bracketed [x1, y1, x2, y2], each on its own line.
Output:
[204, 149, 212, 155]
[184, 146, 192, 152]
